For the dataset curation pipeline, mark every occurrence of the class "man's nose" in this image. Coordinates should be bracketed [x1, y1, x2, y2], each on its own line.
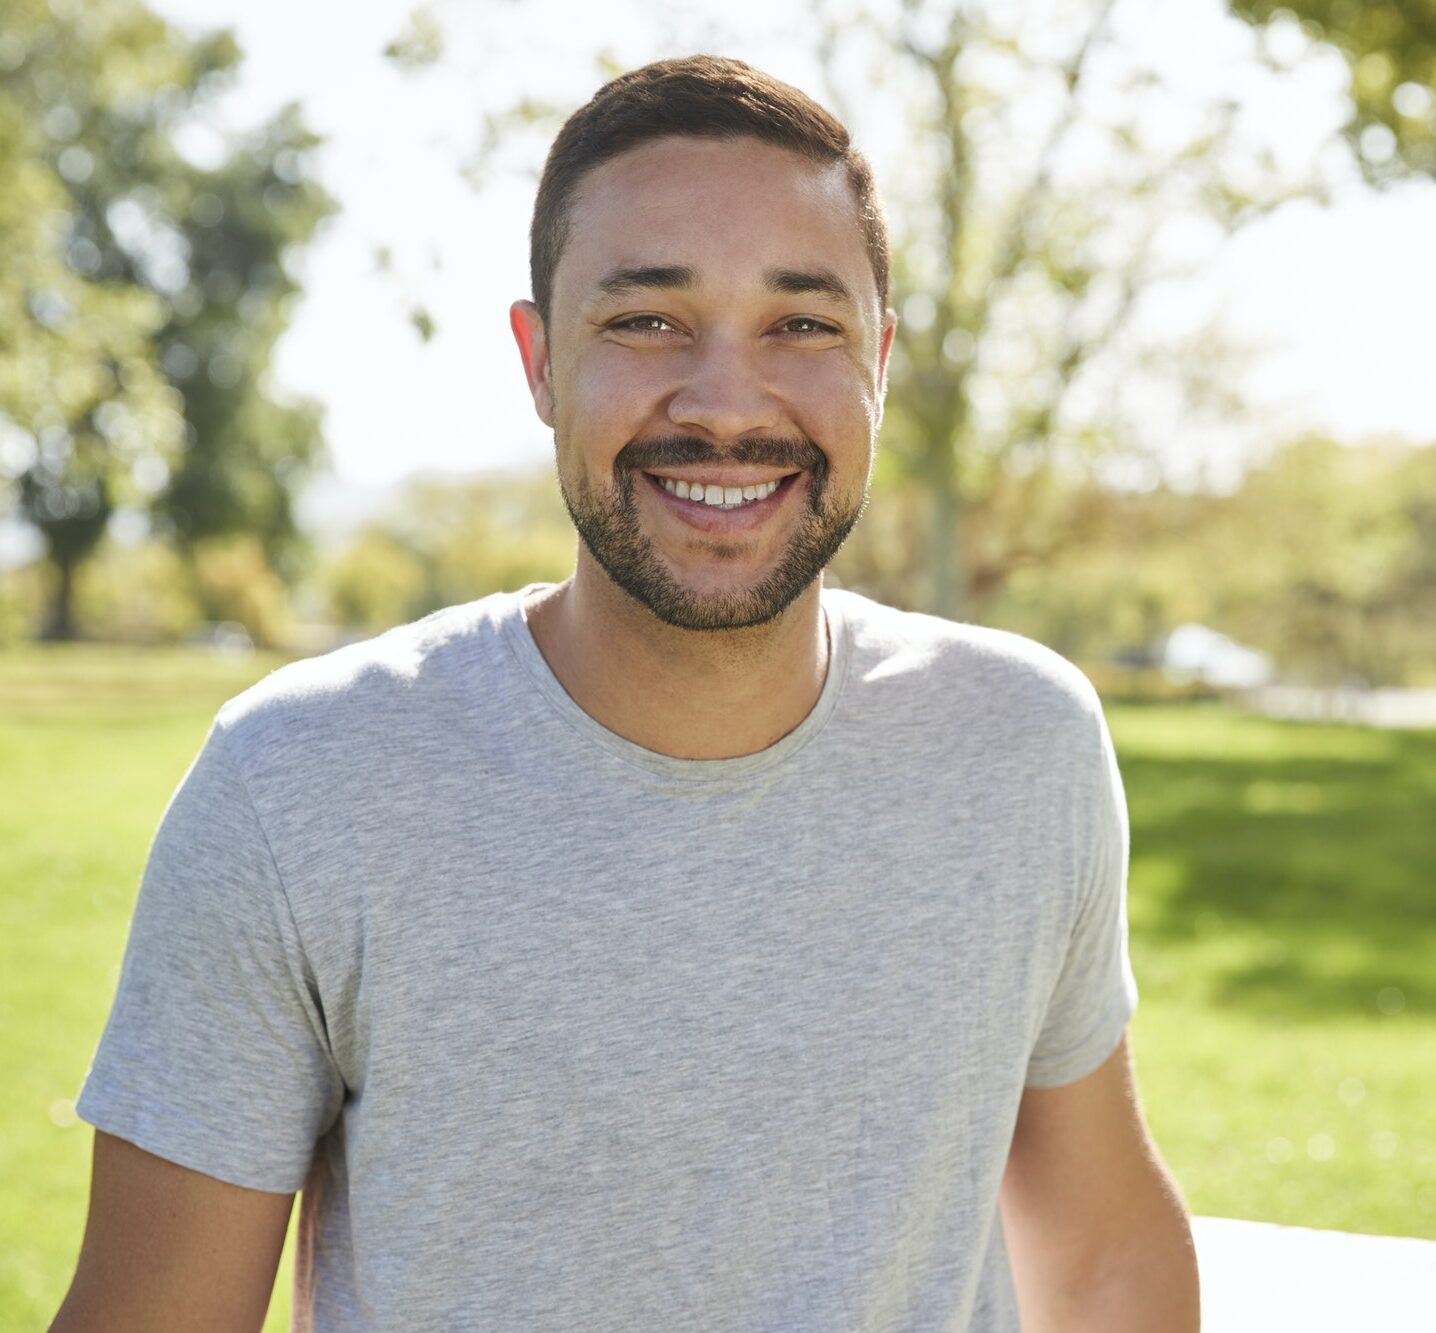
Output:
[665, 333, 783, 441]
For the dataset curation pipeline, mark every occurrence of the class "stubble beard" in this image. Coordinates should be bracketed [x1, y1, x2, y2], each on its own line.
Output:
[556, 433, 868, 632]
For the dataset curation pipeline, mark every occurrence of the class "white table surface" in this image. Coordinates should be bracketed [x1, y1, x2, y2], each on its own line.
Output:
[1190, 1215, 1436, 1332]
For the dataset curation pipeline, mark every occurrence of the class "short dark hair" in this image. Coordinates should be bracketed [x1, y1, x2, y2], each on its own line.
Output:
[529, 54, 890, 332]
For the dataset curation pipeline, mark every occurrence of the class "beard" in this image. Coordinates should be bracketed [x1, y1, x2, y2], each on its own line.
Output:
[557, 432, 867, 631]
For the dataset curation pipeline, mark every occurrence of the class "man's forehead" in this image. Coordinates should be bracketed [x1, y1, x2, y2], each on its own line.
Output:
[558, 136, 875, 313]
[578, 132, 845, 195]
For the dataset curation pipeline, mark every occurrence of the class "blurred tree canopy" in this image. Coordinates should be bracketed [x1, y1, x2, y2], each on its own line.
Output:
[0, 0, 335, 638]
[1228, 0, 1436, 178]
[807, 0, 1353, 621]
[963, 434, 1436, 687]
[322, 469, 575, 632]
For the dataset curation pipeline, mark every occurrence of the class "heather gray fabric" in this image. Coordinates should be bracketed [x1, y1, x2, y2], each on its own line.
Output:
[74, 582, 1138, 1332]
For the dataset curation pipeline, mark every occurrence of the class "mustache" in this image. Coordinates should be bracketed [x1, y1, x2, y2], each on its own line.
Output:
[615, 435, 826, 474]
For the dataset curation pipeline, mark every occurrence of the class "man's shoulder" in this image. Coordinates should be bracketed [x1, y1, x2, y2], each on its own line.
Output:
[214, 592, 516, 759]
[829, 586, 1104, 729]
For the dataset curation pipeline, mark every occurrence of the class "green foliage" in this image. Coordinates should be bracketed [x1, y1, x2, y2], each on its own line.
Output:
[842, 433, 1436, 686]
[840, 454, 1191, 650]
[0, 561, 48, 646]
[828, 481, 932, 610]
[70, 536, 201, 641]
[320, 470, 575, 630]
[1227, 0, 1436, 178]
[4, 528, 298, 648]
[807, 0, 1345, 621]
[323, 528, 429, 633]
[154, 97, 335, 567]
[1202, 436, 1436, 684]
[188, 533, 295, 649]
[382, 5, 445, 72]
[0, 0, 335, 637]
[0, 1, 175, 636]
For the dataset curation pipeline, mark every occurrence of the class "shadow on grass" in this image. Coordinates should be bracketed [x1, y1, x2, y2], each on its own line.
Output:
[1109, 701, 1436, 1022]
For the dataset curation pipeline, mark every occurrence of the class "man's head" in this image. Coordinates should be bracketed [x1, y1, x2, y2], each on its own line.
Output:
[510, 55, 898, 631]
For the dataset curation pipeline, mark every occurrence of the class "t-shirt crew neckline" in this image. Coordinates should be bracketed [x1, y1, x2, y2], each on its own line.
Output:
[498, 581, 852, 785]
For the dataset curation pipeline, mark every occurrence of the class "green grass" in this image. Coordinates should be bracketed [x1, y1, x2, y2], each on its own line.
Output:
[3, 650, 1433, 1329]
[1112, 702, 1436, 1237]
[0, 644, 303, 1332]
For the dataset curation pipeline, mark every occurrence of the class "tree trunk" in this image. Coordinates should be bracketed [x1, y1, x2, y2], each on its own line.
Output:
[927, 450, 967, 623]
[41, 558, 76, 642]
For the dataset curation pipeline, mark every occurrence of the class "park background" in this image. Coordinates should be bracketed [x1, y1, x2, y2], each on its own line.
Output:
[2, 0, 1433, 1327]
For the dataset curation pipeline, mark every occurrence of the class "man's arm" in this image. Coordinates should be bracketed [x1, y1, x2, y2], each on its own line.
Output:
[49, 1129, 295, 1333]
[999, 1031, 1200, 1332]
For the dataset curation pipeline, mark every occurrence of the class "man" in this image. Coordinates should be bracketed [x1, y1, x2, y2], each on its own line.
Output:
[54, 55, 1199, 1333]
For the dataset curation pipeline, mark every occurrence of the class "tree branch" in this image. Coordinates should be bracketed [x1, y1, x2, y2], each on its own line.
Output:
[975, 0, 1120, 321]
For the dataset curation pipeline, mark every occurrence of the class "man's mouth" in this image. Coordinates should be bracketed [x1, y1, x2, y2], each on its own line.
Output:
[643, 471, 801, 511]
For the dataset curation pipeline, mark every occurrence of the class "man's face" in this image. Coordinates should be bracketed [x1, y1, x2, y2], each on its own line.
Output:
[511, 133, 897, 631]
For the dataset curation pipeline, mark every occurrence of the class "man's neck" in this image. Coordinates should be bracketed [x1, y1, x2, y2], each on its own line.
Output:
[522, 556, 830, 761]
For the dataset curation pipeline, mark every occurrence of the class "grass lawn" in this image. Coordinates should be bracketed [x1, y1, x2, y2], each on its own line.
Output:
[2, 644, 1432, 1330]
[0, 644, 304, 1332]
[1115, 703, 1436, 1237]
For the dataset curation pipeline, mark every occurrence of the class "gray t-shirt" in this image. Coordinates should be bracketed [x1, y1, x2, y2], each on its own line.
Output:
[75, 582, 1138, 1332]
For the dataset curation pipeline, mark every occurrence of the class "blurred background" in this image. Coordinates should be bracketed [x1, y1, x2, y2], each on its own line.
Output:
[2, 0, 1433, 1327]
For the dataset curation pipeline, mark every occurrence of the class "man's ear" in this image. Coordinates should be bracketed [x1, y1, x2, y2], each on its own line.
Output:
[874, 306, 899, 427]
[510, 299, 555, 427]
[877, 306, 898, 399]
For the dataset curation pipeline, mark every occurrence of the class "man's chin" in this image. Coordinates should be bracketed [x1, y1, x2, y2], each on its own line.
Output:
[564, 478, 856, 633]
[622, 575, 811, 632]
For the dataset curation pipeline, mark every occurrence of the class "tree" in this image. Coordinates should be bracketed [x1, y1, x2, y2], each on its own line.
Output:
[153, 100, 334, 576]
[1206, 434, 1436, 685]
[0, 0, 335, 638]
[0, 0, 171, 638]
[808, 0, 1346, 619]
[970, 433, 1436, 686]
[322, 470, 576, 629]
[1227, 0, 1436, 179]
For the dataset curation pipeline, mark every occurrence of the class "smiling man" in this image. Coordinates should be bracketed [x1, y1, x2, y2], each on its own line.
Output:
[56, 56, 1198, 1333]
[508, 124, 897, 763]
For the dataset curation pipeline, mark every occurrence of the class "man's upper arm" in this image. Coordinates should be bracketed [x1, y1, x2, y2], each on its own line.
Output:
[999, 1030, 1186, 1294]
[50, 1129, 295, 1333]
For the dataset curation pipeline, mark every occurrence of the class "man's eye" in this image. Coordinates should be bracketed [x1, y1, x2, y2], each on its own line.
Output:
[781, 317, 840, 337]
[608, 315, 839, 337]
[609, 315, 676, 334]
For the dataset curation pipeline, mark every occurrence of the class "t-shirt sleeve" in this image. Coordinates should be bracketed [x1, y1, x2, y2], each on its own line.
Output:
[1023, 704, 1140, 1089]
[73, 717, 344, 1192]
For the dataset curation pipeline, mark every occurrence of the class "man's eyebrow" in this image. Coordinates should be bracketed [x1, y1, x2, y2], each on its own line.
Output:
[591, 264, 860, 312]
[595, 265, 698, 298]
[764, 266, 858, 311]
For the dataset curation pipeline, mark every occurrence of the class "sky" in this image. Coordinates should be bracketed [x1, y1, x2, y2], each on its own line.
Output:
[139, 0, 1436, 524]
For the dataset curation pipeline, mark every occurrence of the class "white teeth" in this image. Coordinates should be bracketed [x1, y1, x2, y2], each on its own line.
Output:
[656, 476, 786, 507]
